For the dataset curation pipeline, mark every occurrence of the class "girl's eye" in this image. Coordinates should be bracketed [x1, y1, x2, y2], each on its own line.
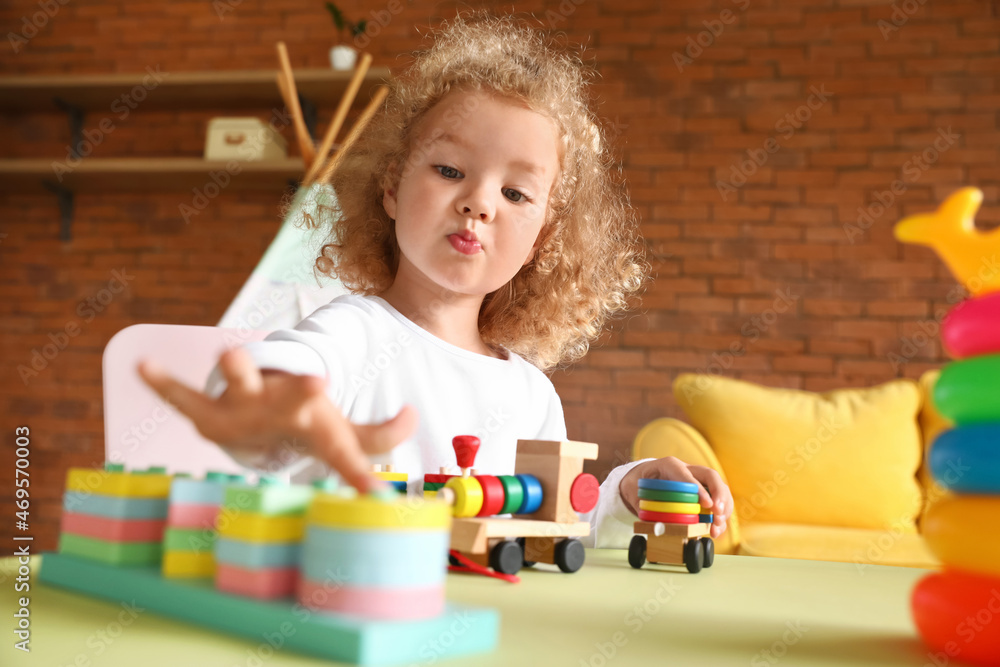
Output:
[436, 165, 461, 179]
[503, 188, 528, 203]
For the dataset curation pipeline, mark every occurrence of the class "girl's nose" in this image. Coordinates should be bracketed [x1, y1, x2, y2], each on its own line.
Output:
[457, 183, 495, 222]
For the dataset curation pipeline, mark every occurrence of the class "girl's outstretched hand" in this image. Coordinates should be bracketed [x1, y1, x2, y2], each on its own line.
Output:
[137, 347, 417, 492]
[619, 457, 734, 539]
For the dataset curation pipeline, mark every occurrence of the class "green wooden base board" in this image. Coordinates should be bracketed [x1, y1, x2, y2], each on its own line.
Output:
[39, 552, 499, 666]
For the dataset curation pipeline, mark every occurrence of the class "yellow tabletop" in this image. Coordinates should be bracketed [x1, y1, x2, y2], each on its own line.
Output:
[2, 551, 932, 666]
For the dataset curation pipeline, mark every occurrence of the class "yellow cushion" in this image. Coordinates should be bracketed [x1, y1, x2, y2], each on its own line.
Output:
[673, 375, 924, 531]
[738, 522, 938, 569]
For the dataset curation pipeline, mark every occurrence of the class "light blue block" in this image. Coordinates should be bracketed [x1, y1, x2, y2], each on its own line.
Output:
[169, 478, 229, 505]
[63, 492, 168, 519]
[215, 537, 301, 569]
[301, 526, 448, 588]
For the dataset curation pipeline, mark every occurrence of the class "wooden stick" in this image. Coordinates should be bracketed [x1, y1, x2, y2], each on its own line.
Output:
[303, 52, 373, 185]
[275, 41, 315, 168]
[315, 85, 388, 185]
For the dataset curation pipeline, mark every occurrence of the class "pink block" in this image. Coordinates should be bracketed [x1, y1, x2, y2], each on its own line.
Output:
[61, 512, 166, 543]
[297, 578, 444, 620]
[215, 563, 298, 600]
[168, 503, 219, 529]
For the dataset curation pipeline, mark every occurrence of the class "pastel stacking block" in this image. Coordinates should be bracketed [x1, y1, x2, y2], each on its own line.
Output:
[61, 512, 166, 543]
[216, 562, 297, 600]
[59, 533, 161, 565]
[637, 510, 699, 524]
[308, 493, 451, 531]
[637, 500, 701, 514]
[167, 503, 220, 529]
[169, 476, 232, 505]
[930, 425, 1000, 493]
[62, 492, 168, 519]
[912, 570, 1000, 667]
[637, 488, 699, 503]
[215, 538, 300, 569]
[224, 483, 315, 516]
[298, 578, 444, 620]
[637, 478, 699, 494]
[39, 553, 499, 665]
[942, 291, 1000, 359]
[163, 527, 215, 552]
[933, 355, 1000, 424]
[922, 496, 1000, 578]
[216, 513, 305, 542]
[301, 526, 448, 587]
[66, 468, 172, 498]
[162, 551, 215, 578]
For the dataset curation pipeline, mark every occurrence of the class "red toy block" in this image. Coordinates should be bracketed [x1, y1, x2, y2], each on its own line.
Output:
[215, 563, 298, 600]
[61, 512, 167, 543]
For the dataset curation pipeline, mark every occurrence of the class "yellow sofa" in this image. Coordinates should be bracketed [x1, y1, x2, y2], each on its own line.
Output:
[632, 371, 950, 569]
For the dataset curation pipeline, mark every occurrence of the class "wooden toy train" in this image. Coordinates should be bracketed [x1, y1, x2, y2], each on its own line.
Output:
[627, 478, 715, 574]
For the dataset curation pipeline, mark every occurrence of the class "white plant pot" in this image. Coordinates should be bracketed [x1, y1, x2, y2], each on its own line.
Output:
[330, 45, 357, 70]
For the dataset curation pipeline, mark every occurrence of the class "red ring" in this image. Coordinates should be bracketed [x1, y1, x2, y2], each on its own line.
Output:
[475, 475, 506, 517]
[637, 510, 699, 524]
[570, 473, 600, 513]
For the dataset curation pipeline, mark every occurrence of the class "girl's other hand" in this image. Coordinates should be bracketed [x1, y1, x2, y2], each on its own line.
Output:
[137, 347, 417, 492]
[619, 457, 734, 539]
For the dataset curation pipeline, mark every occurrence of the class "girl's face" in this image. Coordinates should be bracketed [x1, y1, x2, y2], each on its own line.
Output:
[383, 89, 561, 302]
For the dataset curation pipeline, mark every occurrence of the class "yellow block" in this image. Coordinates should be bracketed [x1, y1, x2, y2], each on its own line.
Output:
[162, 551, 215, 578]
[308, 493, 451, 531]
[923, 495, 1000, 577]
[66, 468, 171, 498]
[216, 513, 305, 542]
[373, 471, 408, 482]
[637, 500, 701, 514]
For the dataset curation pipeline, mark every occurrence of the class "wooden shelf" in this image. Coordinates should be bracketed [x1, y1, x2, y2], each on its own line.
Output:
[0, 158, 305, 193]
[0, 67, 391, 113]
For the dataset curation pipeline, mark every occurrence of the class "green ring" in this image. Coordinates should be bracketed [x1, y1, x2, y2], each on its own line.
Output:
[498, 475, 525, 515]
[637, 488, 699, 503]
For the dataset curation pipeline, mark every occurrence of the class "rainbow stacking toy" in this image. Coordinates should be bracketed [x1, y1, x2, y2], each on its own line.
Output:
[40, 464, 499, 666]
[894, 187, 1000, 667]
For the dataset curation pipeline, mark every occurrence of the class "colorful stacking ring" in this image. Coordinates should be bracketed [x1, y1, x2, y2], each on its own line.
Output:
[637, 500, 700, 515]
[637, 479, 699, 494]
[929, 425, 1000, 493]
[933, 355, 1000, 424]
[637, 488, 699, 503]
[516, 474, 544, 514]
[942, 291, 1000, 359]
[475, 475, 506, 518]
[922, 496, 1000, 578]
[444, 477, 483, 518]
[497, 475, 525, 515]
[912, 570, 1000, 667]
[637, 510, 699, 524]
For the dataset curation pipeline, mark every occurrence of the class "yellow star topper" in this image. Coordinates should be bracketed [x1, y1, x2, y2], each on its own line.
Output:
[893, 187, 1000, 296]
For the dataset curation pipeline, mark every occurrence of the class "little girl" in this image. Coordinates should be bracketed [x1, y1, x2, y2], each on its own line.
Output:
[140, 14, 732, 548]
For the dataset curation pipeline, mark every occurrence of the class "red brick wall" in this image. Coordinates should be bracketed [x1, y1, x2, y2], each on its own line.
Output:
[2, 0, 998, 549]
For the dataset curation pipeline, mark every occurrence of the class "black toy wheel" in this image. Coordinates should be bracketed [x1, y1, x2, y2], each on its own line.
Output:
[448, 553, 463, 567]
[700, 537, 715, 568]
[489, 540, 524, 575]
[683, 538, 704, 574]
[628, 535, 647, 569]
[516, 537, 536, 567]
[554, 538, 585, 573]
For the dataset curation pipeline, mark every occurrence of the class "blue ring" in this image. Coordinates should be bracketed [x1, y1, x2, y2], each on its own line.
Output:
[515, 474, 543, 514]
[637, 478, 699, 494]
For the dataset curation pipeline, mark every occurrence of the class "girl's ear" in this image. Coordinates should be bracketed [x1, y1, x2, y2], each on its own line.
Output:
[382, 162, 400, 220]
[521, 225, 547, 267]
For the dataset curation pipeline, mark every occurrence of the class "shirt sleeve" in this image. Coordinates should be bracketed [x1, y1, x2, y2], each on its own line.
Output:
[579, 458, 654, 549]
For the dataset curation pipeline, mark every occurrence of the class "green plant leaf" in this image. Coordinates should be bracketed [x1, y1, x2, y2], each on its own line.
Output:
[352, 20, 367, 37]
[324, 2, 345, 31]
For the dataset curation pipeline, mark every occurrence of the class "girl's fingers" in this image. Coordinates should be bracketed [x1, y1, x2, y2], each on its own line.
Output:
[355, 404, 419, 455]
[218, 348, 264, 396]
[309, 406, 379, 493]
[646, 458, 712, 508]
[137, 360, 217, 429]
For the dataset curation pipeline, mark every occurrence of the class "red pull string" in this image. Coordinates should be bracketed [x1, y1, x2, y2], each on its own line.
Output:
[447, 549, 520, 584]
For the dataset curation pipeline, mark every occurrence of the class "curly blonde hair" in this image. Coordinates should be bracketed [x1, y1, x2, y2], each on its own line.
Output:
[313, 12, 647, 370]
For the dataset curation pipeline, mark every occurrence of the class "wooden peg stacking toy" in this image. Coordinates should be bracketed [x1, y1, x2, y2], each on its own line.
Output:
[299, 489, 452, 619]
[372, 464, 408, 493]
[59, 463, 171, 566]
[214, 478, 316, 600]
[895, 188, 1000, 667]
[439, 436, 601, 576]
[162, 471, 244, 578]
[628, 478, 715, 574]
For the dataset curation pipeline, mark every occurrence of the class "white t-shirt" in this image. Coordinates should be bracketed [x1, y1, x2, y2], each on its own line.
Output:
[206, 294, 642, 548]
